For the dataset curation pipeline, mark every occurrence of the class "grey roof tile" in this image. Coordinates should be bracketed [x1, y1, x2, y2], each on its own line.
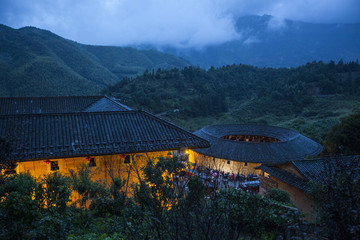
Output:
[0, 96, 131, 115]
[193, 124, 322, 163]
[0, 111, 209, 161]
[258, 164, 311, 192]
[291, 156, 360, 182]
[259, 156, 360, 192]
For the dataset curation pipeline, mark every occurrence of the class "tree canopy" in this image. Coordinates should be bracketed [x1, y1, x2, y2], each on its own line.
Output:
[323, 111, 360, 156]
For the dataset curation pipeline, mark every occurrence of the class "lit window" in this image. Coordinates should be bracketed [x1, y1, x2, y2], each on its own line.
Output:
[51, 161, 59, 171]
[124, 155, 130, 164]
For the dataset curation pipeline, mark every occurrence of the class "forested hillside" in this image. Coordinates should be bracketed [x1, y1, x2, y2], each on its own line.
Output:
[0, 24, 189, 96]
[104, 61, 360, 142]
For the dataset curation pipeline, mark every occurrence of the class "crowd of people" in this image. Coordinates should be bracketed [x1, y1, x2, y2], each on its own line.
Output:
[176, 166, 260, 193]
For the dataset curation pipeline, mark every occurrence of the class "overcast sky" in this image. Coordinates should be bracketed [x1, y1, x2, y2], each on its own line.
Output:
[1, 0, 359, 48]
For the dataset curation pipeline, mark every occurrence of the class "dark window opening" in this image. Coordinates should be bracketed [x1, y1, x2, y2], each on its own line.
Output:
[89, 158, 96, 167]
[244, 162, 248, 166]
[51, 161, 59, 171]
[124, 155, 130, 164]
[213, 157, 216, 162]
[227, 160, 231, 164]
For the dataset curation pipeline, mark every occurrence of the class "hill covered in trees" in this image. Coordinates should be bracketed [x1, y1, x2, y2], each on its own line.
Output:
[0, 24, 189, 96]
[104, 61, 360, 142]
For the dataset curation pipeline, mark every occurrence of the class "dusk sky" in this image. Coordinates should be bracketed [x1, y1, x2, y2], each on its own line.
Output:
[1, 0, 359, 48]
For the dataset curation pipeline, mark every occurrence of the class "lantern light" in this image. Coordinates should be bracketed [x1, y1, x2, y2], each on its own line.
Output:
[86, 156, 91, 161]
[44, 160, 51, 164]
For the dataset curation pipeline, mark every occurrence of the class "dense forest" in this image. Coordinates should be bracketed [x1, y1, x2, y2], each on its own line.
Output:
[104, 60, 360, 143]
[0, 24, 189, 96]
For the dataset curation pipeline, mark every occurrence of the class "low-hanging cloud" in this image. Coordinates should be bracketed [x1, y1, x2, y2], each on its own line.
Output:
[0, 0, 359, 48]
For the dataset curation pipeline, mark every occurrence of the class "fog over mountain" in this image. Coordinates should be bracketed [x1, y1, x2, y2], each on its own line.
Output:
[1, 0, 359, 48]
[1, 1, 359, 67]
[156, 15, 360, 68]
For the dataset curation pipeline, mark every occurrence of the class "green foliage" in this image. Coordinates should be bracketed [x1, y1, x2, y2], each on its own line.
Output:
[310, 157, 360, 239]
[90, 177, 127, 216]
[67, 232, 126, 240]
[105, 60, 360, 142]
[0, 158, 307, 239]
[264, 188, 292, 205]
[0, 24, 189, 97]
[130, 157, 303, 239]
[69, 164, 108, 209]
[0, 172, 76, 239]
[0, 173, 42, 239]
[324, 111, 360, 156]
[216, 189, 300, 239]
[41, 172, 72, 210]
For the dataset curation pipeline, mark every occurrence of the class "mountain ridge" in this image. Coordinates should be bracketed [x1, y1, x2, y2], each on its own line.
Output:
[0, 24, 190, 97]
[153, 15, 360, 68]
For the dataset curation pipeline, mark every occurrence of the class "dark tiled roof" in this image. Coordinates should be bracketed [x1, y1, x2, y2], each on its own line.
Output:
[258, 165, 311, 192]
[291, 155, 360, 182]
[0, 111, 209, 161]
[82, 96, 132, 112]
[193, 124, 322, 163]
[259, 156, 360, 192]
[0, 96, 131, 115]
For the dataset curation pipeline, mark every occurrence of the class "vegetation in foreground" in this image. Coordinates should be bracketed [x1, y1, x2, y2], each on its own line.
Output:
[310, 156, 360, 240]
[1, 156, 358, 239]
[0, 158, 304, 240]
[323, 111, 360, 156]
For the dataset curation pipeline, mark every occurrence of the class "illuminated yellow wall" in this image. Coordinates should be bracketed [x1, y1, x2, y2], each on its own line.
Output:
[259, 173, 315, 221]
[189, 150, 261, 175]
[16, 151, 173, 195]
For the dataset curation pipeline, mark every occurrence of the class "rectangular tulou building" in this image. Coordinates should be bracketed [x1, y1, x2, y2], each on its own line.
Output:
[0, 96, 209, 194]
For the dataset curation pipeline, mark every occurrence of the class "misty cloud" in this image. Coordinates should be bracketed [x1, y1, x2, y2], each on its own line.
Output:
[0, 0, 359, 48]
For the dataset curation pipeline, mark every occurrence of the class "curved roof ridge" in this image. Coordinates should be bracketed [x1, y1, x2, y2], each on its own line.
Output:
[193, 124, 322, 163]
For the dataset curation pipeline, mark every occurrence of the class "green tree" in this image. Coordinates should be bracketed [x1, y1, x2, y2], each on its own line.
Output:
[311, 157, 360, 239]
[323, 111, 360, 155]
[0, 173, 42, 239]
[69, 164, 108, 209]
[264, 188, 292, 205]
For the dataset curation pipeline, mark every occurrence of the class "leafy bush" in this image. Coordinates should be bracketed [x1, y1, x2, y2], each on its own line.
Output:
[323, 111, 360, 155]
[264, 188, 292, 205]
[311, 157, 360, 239]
